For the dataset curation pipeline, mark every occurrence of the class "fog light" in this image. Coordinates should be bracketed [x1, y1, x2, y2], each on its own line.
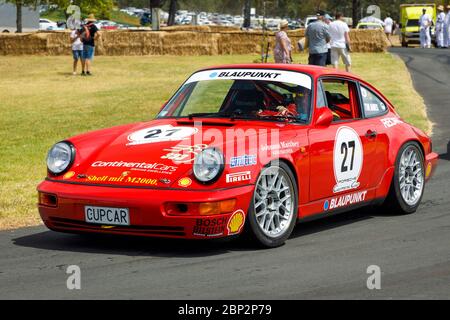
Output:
[38, 192, 57, 207]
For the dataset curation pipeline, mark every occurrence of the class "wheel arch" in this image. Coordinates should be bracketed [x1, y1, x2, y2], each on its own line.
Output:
[267, 158, 299, 190]
[390, 138, 425, 166]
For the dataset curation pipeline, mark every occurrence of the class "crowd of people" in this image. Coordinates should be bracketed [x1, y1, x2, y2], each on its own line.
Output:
[70, 14, 101, 76]
[274, 10, 352, 72]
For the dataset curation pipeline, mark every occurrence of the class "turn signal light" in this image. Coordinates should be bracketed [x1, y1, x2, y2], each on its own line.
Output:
[38, 192, 58, 207]
[199, 199, 236, 216]
[165, 199, 236, 216]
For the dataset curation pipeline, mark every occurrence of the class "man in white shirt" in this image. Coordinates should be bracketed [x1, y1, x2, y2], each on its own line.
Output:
[444, 5, 450, 48]
[419, 8, 432, 48]
[384, 14, 394, 44]
[329, 12, 351, 72]
[436, 5, 446, 48]
[70, 29, 84, 75]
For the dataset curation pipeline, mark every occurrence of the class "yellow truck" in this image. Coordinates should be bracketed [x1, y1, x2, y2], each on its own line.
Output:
[400, 3, 436, 47]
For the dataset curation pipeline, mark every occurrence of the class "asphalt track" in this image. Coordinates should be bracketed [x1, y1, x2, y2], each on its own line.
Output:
[1, 48, 449, 300]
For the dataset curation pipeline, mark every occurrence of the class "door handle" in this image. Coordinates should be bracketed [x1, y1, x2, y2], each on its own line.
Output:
[365, 130, 377, 139]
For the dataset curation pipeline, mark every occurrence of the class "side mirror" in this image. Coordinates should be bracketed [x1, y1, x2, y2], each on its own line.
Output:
[314, 107, 333, 127]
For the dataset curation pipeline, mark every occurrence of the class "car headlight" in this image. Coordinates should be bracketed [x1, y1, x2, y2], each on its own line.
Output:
[193, 147, 224, 183]
[46, 141, 75, 175]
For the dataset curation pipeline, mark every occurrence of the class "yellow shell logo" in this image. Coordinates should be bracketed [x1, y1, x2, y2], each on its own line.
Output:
[63, 171, 75, 179]
[121, 171, 131, 177]
[178, 177, 192, 187]
[227, 210, 245, 235]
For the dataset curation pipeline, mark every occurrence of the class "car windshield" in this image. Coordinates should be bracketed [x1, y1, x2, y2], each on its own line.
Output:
[406, 19, 419, 27]
[157, 69, 312, 123]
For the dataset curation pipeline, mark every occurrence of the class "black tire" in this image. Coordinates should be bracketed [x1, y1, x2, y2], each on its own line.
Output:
[245, 161, 298, 248]
[382, 141, 425, 214]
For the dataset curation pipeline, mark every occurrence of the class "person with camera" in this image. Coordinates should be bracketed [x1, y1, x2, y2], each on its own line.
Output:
[80, 14, 101, 76]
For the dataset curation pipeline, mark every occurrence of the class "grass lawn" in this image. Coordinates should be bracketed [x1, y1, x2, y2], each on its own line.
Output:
[0, 53, 431, 230]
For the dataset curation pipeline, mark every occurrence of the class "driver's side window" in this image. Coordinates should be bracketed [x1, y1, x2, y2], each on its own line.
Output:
[321, 79, 360, 122]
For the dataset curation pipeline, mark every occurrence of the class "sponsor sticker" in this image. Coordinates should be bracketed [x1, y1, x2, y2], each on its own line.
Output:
[324, 190, 368, 211]
[186, 69, 312, 90]
[333, 127, 363, 193]
[87, 175, 158, 186]
[381, 117, 403, 128]
[226, 171, 251, 183]
[230, 155, 257, 168]
[260, 140, 300, 156]
[178, 177, 192, 188]
[91, 160, 177, 175]
[127, 125, 197, 146]
[193, 216, 227, 237]
[227, 210, 245, 235]
[161, 144, 208, 163]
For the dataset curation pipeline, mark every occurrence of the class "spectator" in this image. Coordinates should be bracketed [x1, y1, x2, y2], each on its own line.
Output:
[436, 5, 445, 48]
[329, 12, 352, 72]
[70, 28, 83, 75]
[445, 5, 450, 48]
[384, 14, 394, 45]
[324, 14, 333, 66]
[419, 8, 432, 49]
[81, 14, 101, 76]
[274, 20, 292, 64]
[305, 10, 330, 67]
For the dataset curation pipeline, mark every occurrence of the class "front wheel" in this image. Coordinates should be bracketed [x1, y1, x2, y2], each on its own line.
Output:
[246, 162, 298, 248]
[383, 142, 425, 214]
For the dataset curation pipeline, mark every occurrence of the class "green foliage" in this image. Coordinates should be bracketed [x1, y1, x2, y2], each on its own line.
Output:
[45, 0, 114, 19]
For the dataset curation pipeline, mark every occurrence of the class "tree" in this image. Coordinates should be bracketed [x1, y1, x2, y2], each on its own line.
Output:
[243, 0, 251, 28]
[47, 0, 114, 20]
[168, 0, 177, 26]
[3, 0, 38, 33]
[352, 0, 360, 27]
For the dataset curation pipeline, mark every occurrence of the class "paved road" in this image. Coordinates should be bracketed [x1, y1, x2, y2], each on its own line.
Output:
[1, 48, 449, 299]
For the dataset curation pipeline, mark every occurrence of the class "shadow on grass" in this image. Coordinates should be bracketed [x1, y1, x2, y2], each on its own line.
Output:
[12, 206, 399, 258]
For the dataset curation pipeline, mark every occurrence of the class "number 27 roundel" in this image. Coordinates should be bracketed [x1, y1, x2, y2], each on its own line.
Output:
[127, 125, 198, 146]
[333, 126, 363, 193]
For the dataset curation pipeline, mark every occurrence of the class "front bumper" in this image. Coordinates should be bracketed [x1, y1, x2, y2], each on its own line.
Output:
[37, 180, 254, 239]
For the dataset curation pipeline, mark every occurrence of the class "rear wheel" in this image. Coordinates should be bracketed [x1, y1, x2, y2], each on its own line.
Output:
[246, 162, 298, 248]
[383, 142, 425, 214]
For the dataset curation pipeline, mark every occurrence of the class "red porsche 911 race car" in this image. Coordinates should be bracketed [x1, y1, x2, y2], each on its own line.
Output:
[38, 64, 438, 247]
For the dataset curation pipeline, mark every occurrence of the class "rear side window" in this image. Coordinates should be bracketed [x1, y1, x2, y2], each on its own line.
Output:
[322, 79, 361, 122]
[360, 85, 387, 117]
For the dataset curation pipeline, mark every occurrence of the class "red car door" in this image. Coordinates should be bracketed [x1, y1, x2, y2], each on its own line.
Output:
[308, 78, 379, 204]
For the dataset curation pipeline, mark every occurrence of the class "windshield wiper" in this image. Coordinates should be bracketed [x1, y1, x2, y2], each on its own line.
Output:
[187, 112, 220, 120]
[257, 114, 303, 123]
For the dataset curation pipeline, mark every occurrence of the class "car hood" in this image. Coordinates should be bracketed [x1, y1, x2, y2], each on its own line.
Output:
[58, 118, 298, 189]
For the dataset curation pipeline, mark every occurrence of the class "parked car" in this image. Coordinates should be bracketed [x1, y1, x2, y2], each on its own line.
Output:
[39, 18, 58, 30]
[97, 20, 119, 30]
[305, 15, 318, 28]
[356, 22, 384, 30]
[38, 64, 438, 248]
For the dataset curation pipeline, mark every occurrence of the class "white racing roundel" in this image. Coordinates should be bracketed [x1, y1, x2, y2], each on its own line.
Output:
[333, 126, 363, 193]
[127, 125, 197, 146]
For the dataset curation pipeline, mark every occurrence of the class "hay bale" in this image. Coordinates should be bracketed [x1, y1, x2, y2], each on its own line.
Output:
[0, 29, 387, 56]
[161, 31, 218, 55]
[349, 29, 388, 52]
